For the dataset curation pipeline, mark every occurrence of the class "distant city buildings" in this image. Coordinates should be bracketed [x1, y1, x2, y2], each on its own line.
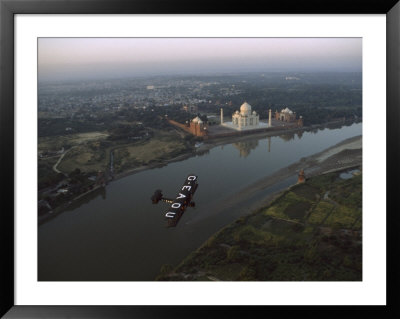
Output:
[39, 76, 305, 141]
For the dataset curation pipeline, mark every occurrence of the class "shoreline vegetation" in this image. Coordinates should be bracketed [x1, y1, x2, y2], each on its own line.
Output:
[156, 140, 362, 281]
[38, 120, 360, 222]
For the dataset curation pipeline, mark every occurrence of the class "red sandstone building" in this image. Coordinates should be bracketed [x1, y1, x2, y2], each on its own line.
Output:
[167, 116, 207, 137]
[188, 116, 207, 136]
[275, 107, 304, 127]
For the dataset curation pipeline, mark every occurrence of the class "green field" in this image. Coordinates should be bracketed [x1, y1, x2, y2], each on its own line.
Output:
[112, 130, 192, 173]
[38, 131, 109, 152]
[57, 142, 110, 174]
[38, 132, 111, 178]
[156, 170, 362, 281]
[38, 128, 193, 176]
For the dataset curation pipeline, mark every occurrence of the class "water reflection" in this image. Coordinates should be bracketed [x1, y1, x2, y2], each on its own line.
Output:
[232, 140, 259, 157]
[278, 132, 296, 141]
[195, 149, 210, 157]
[296, 131, 303, 139]
[268, 136, 271, 152]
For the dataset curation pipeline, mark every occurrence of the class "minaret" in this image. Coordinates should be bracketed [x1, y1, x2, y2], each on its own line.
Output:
[220, 108, 224, 124]
[268, 109, 272, 127]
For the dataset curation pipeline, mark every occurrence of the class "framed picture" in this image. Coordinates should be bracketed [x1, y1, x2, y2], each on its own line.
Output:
[1, 0, 399, 318]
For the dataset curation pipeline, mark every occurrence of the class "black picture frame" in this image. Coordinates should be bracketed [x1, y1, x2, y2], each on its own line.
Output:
[1, 0, 399, 318]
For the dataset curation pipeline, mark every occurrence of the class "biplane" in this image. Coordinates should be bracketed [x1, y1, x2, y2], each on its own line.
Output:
[151, 174, 198, 227]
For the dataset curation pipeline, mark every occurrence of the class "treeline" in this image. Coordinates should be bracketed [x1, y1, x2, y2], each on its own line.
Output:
[107, 123, 151, 141]
[196, 85, 362, 126]
[38, 106, 172, 137]
[196, 83, 361, 112]
[38, 118, 103, 137]
[292, 106, 362, 125]
[38, 170, 65, 190]
[38, 168, 99, 213]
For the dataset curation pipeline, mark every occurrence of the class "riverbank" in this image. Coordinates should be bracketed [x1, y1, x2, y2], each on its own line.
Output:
[112, 120, 358, 182]
[156, 136, 362, 280]
[198, 135, 361, 224]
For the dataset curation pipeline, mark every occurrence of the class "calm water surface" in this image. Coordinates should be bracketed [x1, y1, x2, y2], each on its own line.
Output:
[38, 123, 362, 280]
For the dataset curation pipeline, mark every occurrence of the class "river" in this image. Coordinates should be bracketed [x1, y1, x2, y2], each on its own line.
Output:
[38, 122, 362, 281]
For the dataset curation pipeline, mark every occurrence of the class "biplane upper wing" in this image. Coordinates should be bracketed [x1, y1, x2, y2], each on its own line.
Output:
[164, 174, 198, 227]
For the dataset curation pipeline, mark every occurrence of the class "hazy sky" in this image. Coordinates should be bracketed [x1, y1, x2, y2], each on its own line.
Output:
[38, 38, 362, 81]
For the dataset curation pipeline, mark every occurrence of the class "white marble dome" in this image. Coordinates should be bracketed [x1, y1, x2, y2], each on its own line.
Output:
[281, 107, 293, 114]
[192, 116, 201, 123]
[240, 102, 252, 116]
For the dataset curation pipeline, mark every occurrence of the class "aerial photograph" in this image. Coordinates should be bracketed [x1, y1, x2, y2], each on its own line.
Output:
[38, 38, 362, 281]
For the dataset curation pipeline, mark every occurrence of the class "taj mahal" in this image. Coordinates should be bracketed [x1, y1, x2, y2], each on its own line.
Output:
[179, 101, 303, 138]
[221, 102, 270, 131]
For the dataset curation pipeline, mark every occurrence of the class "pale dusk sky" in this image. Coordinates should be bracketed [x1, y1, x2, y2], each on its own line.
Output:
[38, 38, 362, 81]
